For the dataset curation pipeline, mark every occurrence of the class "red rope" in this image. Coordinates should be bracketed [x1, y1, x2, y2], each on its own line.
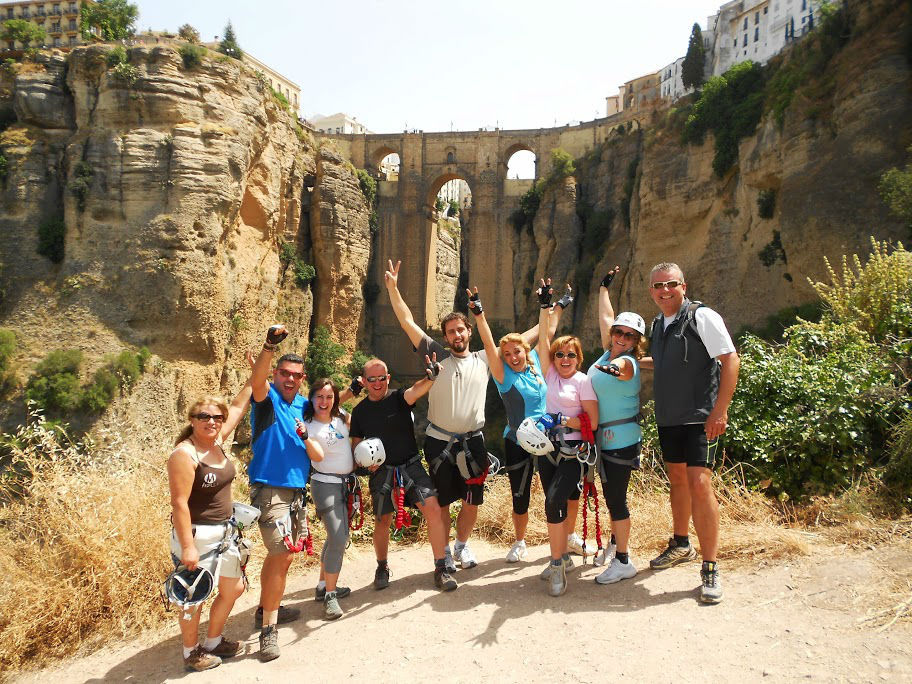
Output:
[578, 412, 602, 557]
[394, 469, 412, 531]
[347, 485, 364, 531]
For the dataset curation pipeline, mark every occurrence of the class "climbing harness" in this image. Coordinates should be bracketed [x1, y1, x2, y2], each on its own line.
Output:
[427, 423, 498, 504]
[275, 488, 313, 555]
[345, 474, 364, 531]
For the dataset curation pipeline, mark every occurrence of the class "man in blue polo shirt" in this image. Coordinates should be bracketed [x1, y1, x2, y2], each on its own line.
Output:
[247, 324, 323, 662]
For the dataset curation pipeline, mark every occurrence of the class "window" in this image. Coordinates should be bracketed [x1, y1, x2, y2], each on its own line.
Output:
[743, 17, 748, 29]
[53, 36, 61, 46]
[51, 22, 60, 32]
[7, 41, 14, 50]
[764, 6, 768, 13]
[754, 27, 759, 41]
[68, 19, 75, 30]
[755, 11, 759, 24]
[69, 3, 77, 12]
[5, 8, 12, 18]
[743, 33, 748, 46]
[801, 0, 806, 9]
[68, 35, 76, 46]
[446, 151, 455, 163]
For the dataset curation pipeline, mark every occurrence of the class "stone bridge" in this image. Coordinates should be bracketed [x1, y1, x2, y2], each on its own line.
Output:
[322, 115, 638, 374]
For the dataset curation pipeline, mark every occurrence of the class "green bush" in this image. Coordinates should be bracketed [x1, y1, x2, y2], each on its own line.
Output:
[885, 409, 912, 507]
[345, 349, 372, 379]
[279, 241, 296, 265]
[547, 148, 575, 183]
[306, 325, 346, 385]
[294, 261, 315, 288]
[0, 152, 8, 184]
[727, 322, 904, 499]
[110, 61, 138, 86]
[0, 329, 17, 397]
[37, 216, 66, 263]
[106, 45, 127, 67]
[447, 199, 459, 217]
[68, 161, 93, 213]
[510, 182, 543, 233]
[270, 87, 290, 111]
[26, 350, 84, 415]
[81, 366, 119, 412]
[758, 230, 786, 267]
[178, 44, 206, 70]
[356, 168, 377, 207]
[757, 189, 777, 218]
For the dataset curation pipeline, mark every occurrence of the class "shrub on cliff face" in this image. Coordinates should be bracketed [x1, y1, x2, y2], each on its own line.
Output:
[68, 161, 93, 213]
[305, 325, 346, 385]
[878, 145, 912, 232]
[178, 23, 200, 43]
[178, 44, 206, 70]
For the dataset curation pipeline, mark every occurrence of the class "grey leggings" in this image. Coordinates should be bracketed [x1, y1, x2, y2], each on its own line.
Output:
[311, 478, 350, 575]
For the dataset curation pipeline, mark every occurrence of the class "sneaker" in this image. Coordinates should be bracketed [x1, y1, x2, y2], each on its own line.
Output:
[444, 546, 457, 574]
[700, 564, 723, 604]
[505, 540, 528, 563]
[184, 646, 221, 672]
[258, 625, 280, 662]
[314, 585, 351, 602]
[455, 543, 478, 569]
[594, 542, 617, 567]
[548, 561, 568, 596]
[254, 604, 300, 629]
[649, 538, 697, 570]
[595, 557, 638, 585]
[434, 567, 458, 591]
[567, 532, 586, 555]
[323, 591, 344, 620]
[539, 555, 574, 580]
[374, 564, 390, 590]
[204, 637, 241, 658]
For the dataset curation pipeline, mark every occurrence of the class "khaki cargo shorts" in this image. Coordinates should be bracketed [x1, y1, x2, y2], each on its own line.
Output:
[250, 484, 302, 556]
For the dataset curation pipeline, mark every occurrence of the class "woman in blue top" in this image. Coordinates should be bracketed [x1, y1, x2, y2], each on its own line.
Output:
[587, 267, 647, 585]
[468, 285, 543, 564]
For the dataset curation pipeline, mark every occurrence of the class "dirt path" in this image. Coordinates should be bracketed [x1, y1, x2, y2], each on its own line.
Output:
[15, 540, 912, 683]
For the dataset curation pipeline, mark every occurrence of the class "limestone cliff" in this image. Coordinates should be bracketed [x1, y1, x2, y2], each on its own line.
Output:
[0, 45, 369, 434]
[522, 0, 911, 347]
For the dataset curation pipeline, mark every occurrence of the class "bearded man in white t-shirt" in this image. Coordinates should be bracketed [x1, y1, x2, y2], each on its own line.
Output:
[646, 262, 740, 604]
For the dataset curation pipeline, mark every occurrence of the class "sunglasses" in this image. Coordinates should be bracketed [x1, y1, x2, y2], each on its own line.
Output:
[611, 329, 638, 341]
[276, 369, 305, 380]
[554, 351, 578, 359]
[650, 279, 683, 290]
[193, 413, 225, 423]
[365, 375, 389, 383]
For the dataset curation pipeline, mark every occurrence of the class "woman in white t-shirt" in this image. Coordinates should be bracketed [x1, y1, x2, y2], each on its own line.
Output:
[536, 279, 599, 597]
[304, 378, 356, 620]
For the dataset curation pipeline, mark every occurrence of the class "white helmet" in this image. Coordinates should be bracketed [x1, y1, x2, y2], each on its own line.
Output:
[354, 438, 386, 468]
[613, 312, 646, 336]
[232, 502, 261, 530]
[164, 566, 215, 611]
[516, 417, 554, 456]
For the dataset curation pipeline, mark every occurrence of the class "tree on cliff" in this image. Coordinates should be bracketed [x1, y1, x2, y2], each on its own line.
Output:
[682, 23, 706, 90]
[1, 19, 46, 48]
[879, 145, 912, 228]
[177, 23, 200, 44]
[80, 0, 138, 41]
[218, 22, 243, 60]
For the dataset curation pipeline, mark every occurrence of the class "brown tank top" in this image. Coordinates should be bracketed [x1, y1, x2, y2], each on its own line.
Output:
[185, 442, 236, 524]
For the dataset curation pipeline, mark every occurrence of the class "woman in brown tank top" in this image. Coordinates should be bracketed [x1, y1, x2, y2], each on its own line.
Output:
[167, 384, 253, 672]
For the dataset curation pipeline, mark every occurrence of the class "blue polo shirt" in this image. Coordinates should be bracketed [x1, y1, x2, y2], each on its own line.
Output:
[248, 384, 311, 488]
[587, 351, 641, 450]
[494, 349, 547, 443]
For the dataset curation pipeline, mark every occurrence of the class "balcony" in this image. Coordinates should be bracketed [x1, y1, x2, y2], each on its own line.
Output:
[37, 9, 46, 17]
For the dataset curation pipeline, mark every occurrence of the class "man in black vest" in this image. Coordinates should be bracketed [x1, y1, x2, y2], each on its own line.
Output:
[647, 262, 739, 604]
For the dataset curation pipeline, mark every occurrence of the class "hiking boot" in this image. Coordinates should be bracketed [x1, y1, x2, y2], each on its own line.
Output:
[595, 557, 637, 585]
[594, 542, 617, 567]
[204, 637, 241, 658]
[374, 564, 390, 590]
[254, 604, 300, 629]
[649, 538, 697, 570]
[258, 625, 280, 662]
[323, 591, 343, 620]
[539, 555, 573, 580]
[505, 540, 528, 563]
[434, 567, 458, 591]
[700, 563, 723, 604]
[567, 532, 586, 556]
[315, 585, 351, 602]
[548, 561, 568, 596]
[455, 543, 478, 569]
[444, 546, 457, 574]
[184, 646, 221, 672]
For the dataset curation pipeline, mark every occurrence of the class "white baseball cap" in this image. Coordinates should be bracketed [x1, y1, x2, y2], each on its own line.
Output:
[613, 312, 646, 335]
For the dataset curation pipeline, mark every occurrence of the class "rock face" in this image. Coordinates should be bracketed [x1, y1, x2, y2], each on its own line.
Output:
[0, 45, 370, 423]
[434, 216, 461, 324]
[516, 0, 912, 348]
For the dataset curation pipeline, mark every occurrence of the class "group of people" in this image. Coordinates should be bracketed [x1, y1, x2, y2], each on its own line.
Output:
[166, 259, 740, 672]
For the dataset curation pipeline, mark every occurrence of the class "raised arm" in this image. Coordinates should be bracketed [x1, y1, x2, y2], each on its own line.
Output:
[384, 259, 426, 349]
[598, 266, 620, 351]
[251, 325, 288, 403]
[466, 287, 505, 384]
[404, 373, 435, 405]
[220, 350, 255, 441]
[536, 278, 555, 375]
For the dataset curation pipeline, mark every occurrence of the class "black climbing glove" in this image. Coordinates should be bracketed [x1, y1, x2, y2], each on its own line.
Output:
[601, 267, 619, 289]
[595, 363, 621, 377]
[537, 283, 553, 309]
[265, 325, 288, 348]
[555, 287, 574, 309]
[349, 377, 363, 396]
[425, 354, 441, 380]
[468, 292, 483, 315]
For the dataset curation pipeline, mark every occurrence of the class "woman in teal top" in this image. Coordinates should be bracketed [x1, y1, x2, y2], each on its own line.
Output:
[587, 267, 647, 586]
[469, 285, 544, 564]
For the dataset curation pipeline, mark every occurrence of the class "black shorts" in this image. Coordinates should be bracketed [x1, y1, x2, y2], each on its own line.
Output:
[424, 434, 488, 507]
[658, 424, 720, 469]
[368, 459, 437, 518]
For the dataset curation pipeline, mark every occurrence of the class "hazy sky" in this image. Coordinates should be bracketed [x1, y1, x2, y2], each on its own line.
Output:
[133, 1, 723, 134]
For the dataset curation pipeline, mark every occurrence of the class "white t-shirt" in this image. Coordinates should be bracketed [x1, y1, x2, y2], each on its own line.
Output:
[663, 307, 735, 359]
[417, 334, 490, 439]
[306, 416, 354, 475]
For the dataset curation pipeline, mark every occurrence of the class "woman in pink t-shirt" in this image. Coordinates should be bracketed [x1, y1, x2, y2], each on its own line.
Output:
[535, 279, 599, 597]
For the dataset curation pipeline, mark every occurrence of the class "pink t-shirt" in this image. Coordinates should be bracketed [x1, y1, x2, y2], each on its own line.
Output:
[545, 366, 597, 440]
